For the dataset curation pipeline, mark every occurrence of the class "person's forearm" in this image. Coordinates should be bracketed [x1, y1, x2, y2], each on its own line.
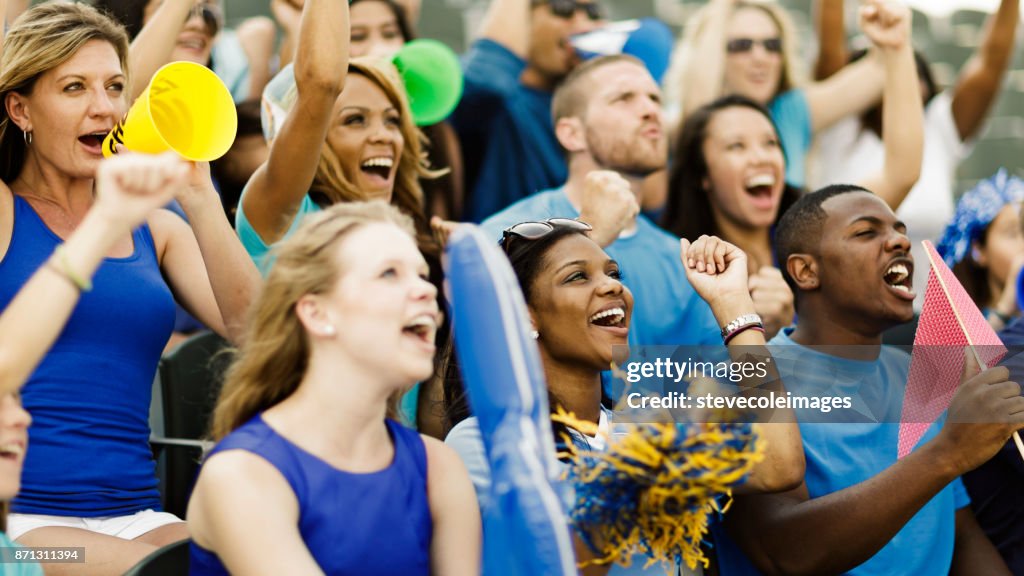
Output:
[949, 508, 1013, 576]
[979, 0, 1019, 71]
[749, 439, 961, 575]
[813, 0, 848, 80]
[128, 0, 194, 101]
[681, 0, 731, 119]
[877, 41, 923, 209]
[295, 0, 348, 93]
[178, 189, 260, 344]
[0, 209, 125, 393]
[478, 0, 530, 58]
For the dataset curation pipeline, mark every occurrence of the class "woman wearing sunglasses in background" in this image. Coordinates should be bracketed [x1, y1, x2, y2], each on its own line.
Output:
[445, 220, 803, 575]
[92, 0, 277, 103]
[664, 0, 904, 190]
[660, 0, 921, 339]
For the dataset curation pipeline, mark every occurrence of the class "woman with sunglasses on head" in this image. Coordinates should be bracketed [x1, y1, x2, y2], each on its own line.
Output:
[661, 0, 921, 339]
[0, 4, 259, 573]
[445, 222, 803, 575]
[189, 201, 480, 576]
[664, 0, 908, 190]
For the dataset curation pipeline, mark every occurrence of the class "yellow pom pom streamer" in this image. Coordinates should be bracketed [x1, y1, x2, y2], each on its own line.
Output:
[553, 408, 764, 572]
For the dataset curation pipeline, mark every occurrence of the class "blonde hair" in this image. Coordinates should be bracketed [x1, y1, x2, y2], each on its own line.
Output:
[309, 58, 442, 255]
[0, 2, 130, 182]
[665, 0, 804, 126]
[211, 201, 416, 440]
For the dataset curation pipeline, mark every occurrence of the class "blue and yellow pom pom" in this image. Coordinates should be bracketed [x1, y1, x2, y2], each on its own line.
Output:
[553, 408, 764, 571]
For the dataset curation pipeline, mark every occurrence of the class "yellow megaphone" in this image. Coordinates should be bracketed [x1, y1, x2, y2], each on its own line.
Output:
[103, 61, 237, 161]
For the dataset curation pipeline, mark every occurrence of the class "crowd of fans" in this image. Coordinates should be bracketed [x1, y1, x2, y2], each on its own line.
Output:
[0, 0, 1021, 574]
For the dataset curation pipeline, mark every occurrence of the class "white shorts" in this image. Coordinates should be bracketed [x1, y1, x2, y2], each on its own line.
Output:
[7, 509, 183, 541]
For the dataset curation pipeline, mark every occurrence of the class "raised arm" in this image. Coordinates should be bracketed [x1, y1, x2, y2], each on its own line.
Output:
[951, 0, 1020, 142]
[725, 356, 1024, 576]
[801, 52, 885, 133]
[240, 0, 348, 245]
[424, 437, 482, 576]
[856, 1, 923, 210]
[477, 0, 530, 59]
[674, 0, 733, 121]
[127, 0, 194, 101]
[813, 0, 849, 80]
[0, 154, 186, 395]
[156, 162, 261, 344]
[680, 236, 805, 494]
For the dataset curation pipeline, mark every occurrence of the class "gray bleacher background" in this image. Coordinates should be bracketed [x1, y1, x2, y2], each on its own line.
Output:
[163, 0, 1024, 195]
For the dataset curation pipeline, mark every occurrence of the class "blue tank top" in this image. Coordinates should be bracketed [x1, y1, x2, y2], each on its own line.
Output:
[190, 416, 433, 575]
[0, 195, 175, 516]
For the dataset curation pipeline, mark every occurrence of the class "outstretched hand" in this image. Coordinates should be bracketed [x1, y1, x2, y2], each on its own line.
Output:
[94, 152, 189, 231]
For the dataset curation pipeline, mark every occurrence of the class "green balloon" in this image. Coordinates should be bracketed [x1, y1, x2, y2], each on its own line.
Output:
[392, 39, 464, 126]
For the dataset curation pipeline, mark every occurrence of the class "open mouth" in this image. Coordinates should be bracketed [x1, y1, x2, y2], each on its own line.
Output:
[78, 132, 109, 153]
[744, 174, 776, 205]
[0, 442, 23, 463]
[402, 313, 437, 346]
[883, 261, 914, 296]
[589, 306, 627, 329]
[361, 157, 394, 183]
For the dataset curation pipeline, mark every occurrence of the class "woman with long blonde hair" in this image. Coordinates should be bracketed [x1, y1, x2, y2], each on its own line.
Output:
[0, 2, 258, 573]
[188, 201, 480, 575]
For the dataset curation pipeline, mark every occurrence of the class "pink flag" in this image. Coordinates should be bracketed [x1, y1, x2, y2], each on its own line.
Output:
[898, 241, 1006, 458]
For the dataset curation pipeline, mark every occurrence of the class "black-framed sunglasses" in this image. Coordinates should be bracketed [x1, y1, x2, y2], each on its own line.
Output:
[532, 0, 603, 21]
[500, 218, 593, 253]
[187, 3, 223, 36]
[726, 37, 783, 54]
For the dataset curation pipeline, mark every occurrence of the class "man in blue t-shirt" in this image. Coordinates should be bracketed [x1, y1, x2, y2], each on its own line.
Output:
[479, 55, 721, 348]
[451, 0, 602, 222]
[713, 184, 1020, 575]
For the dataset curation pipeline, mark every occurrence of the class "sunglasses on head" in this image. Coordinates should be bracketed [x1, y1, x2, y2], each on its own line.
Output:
[726, 37, 783, 54]
[533, 0, 603, 21]
[500, 218, 593, 253]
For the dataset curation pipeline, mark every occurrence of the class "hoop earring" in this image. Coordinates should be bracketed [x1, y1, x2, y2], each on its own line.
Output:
[22, 130, 31, 146]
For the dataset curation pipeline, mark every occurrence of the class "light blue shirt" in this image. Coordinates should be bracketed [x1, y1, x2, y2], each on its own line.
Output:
[480, 187, 721, 348]
[713, 328, 971, 575]
[235, 191, 320, 276]
[768, 90, 813, 189]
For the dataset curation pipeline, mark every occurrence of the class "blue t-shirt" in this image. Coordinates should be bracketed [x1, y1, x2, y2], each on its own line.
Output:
[768, 90, 812, 189]
[480, 188, 720, 348]
[713, 328, 971, 576]
[451, 39, 568, 222]
[235, 192, 320, 275]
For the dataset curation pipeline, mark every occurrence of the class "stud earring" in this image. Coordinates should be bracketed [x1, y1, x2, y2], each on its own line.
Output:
[324, 325, 336, 336]
[531, 330, 539, 340]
